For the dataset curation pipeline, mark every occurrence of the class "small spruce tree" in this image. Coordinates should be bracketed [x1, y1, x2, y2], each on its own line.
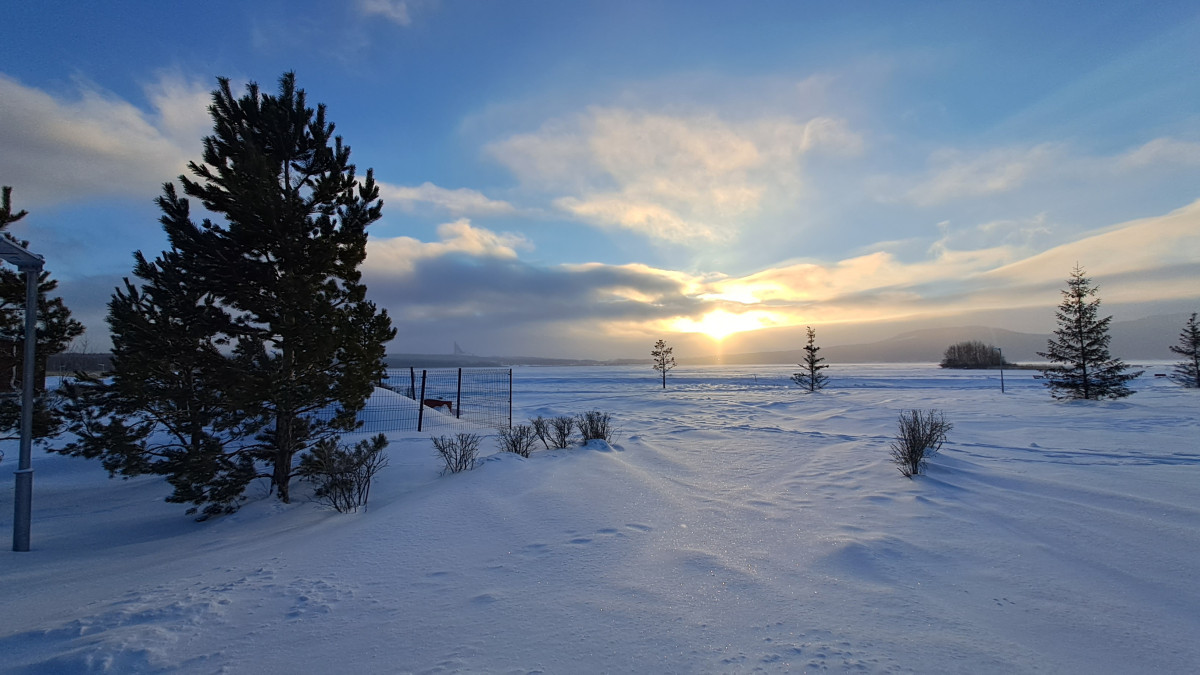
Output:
[651, 338, 676, 389]
[791, 326, 829, 391]
[0, 186, 85, 442]
[1037, 265, 1142, 400]
[1168, 312, 1200, 388]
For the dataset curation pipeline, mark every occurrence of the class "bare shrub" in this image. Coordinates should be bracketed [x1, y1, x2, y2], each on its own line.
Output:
[498, 424, 538, 458]
[550, 415, 575, 448]
[432, 433, 481, 474]
[576, 410, 615, 443]
[298, 434, 389, 513]
[890, 409, 952, 478]
[530, 416, 551, 448]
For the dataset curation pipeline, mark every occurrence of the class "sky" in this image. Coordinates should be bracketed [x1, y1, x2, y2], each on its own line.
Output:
[1, 1, 1198, 359]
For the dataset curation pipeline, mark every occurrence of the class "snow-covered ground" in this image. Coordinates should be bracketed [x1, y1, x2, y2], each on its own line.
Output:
[2, 363, 1198, 673]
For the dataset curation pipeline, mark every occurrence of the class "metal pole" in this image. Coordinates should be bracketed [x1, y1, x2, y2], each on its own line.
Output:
[508, 368, 513, 429]
[455, 368, 462, 419]
[997, 347, 1005, 394]
[13, 266, 38, 552]
[417, 370, 427, 432]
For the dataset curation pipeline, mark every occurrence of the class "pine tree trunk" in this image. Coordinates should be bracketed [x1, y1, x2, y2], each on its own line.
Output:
[274, 409, 295, 503]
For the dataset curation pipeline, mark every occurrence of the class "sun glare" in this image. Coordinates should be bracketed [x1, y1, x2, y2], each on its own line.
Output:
[674, 309, 778, 342]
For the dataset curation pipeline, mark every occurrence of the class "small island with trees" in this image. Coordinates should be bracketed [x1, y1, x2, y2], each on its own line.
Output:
[939, 340, 1011, 369]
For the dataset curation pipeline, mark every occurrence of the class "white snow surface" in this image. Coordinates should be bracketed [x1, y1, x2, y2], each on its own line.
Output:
[2, 364, 1198, 673]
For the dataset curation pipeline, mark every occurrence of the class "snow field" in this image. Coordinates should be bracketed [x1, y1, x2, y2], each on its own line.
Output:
[2, 363, 1198, 673]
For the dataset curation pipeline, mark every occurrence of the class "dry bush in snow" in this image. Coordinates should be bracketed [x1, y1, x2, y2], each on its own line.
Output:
[890, 409, 952, 478]
[550, 415, 575, 448]
[432, 433, 481, 474]
[498, 424, 538, 458]
[577, 410, 615, 443]
[530, 416, 551, 448]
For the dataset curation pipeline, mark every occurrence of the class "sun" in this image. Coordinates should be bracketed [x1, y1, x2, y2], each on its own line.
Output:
[673, 309, 778, 342]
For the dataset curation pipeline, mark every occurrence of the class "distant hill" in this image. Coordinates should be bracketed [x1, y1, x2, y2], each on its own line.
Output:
[384, 354, 645, 368]
[683, 314, 1190, 365]
[45, 314, 1190, 372]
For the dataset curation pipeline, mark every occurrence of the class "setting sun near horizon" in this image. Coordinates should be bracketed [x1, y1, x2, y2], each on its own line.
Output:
[672, 309, 786, 342]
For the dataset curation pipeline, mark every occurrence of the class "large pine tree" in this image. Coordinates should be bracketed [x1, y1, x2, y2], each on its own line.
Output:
[1168, 312, 1200, 388]
[58, 73, 395, 512]
[1037, 265, 1141, 400]
[791, 326, 829, 391]
[0, 186, 85, 442]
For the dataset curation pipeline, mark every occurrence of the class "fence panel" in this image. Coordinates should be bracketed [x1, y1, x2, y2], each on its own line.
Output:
[356, 367, 511, 434]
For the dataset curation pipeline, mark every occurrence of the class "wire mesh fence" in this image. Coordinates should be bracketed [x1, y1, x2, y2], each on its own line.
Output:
[356, 367, 511, 433]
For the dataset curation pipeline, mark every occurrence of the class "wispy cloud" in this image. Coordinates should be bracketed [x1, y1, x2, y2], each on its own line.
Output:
[488, 107, 862, 244]
[905, 144, 1062, 206]
[378, 181, 517, 217]
[358, 0, 418, 26]
[1117, 137, 1200, 169]
[0, 72, 210, 207]
[893, 137, 1200, 208]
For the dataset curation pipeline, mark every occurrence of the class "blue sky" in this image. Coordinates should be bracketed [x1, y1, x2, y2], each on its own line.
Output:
[2, 1, 1198, 358]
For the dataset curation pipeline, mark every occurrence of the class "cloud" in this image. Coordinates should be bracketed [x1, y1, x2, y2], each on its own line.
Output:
[0, 72, 211, 208]
[358, 0, 415, 26]
[985, 197, 1200, 304]
[62, 199, 1200, 357]
[905, 144, 1061, 206]
[364, 218, 531, 275]
[1117, 137, 1200, 168]
[487, 107, 862, 243]
[364, 199, 1199, 343]
[894, 137, 1200, 208]
[378, 181, 517, 217]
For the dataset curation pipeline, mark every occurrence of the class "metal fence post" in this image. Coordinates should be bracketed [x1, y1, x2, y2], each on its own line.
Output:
[417, 369, 427, 432]
[456, 368, 462, 419]
[508, 368, 513, 429]
[408, 366, 416, 400]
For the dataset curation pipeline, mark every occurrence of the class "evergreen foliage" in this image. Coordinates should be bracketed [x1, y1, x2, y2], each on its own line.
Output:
[651, 338, 675, 389]
[1037, 265, 1142, 400]
[791, 326, 829, 391]
[59, 251, 260, 518]
[940, 340, 1007, 369]
[56, 73, 396, 515]
[1168, 312, 1200, 388]
[0, 186, 85, 442]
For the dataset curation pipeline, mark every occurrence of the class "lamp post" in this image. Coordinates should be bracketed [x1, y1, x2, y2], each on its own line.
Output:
[995, 346, 1005, 394]
[0, 237, 44, 552]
